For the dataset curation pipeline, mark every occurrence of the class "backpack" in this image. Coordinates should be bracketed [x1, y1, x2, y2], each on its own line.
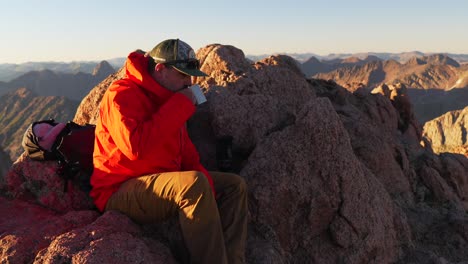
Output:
[22, 119, 95, 193]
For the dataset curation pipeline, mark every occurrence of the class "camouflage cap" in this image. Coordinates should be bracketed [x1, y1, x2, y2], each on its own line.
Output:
[148, 39, 207, 77]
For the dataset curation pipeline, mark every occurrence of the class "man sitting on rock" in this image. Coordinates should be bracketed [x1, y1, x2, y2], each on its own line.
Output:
[90, 38, 248, 264]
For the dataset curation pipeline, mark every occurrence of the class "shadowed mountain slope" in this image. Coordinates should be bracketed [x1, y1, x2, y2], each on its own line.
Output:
[408, 87, 468, 123]
[0, 88, 78, 161]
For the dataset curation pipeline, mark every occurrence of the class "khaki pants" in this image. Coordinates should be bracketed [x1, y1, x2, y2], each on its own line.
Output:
[105, 171, 248, 264]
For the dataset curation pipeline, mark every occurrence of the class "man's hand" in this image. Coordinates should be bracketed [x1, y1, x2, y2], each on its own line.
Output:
[177, 88, 196, 105]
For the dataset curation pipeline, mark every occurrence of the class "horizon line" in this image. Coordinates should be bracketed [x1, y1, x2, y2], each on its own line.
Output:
[2, 50, 468, 65]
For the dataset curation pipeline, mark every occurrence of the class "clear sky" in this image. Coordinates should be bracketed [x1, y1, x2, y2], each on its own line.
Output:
[1, 0, 467, 63]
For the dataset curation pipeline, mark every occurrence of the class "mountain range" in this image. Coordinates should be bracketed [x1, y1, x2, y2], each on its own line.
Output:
[248, 51, 468, 64]
[5, 52, 466, 97]
[1, 51, 467, 82]
[300, 55, 383, 77]
[310, 54, 468, 91]
[0, 52, 467, 161]
[0, 61, 115, 101]
[0, 58, 124, 82]
[300, 53, 468, 123]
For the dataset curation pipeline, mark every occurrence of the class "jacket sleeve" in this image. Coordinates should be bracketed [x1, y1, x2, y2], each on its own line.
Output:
[181, 131, 216, 196]
[107, 87, 195, 161]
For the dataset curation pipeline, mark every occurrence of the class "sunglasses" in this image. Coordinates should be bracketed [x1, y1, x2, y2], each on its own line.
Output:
[164, 59, 200, 70]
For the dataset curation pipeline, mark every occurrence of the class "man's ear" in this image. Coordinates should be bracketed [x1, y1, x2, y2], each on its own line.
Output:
[155, 63, 165, 72]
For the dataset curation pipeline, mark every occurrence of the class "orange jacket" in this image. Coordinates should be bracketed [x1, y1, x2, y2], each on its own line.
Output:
[90, 51, 214, 211]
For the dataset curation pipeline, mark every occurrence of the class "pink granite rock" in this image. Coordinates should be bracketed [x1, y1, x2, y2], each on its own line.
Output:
[0, 197, 98, 263]
[242, 98, 410, 263]
[4, 153, 95, 212]
[34, 211, 177, 264]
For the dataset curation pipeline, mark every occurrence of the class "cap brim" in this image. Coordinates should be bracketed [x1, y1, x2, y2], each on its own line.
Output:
[173, 67, 208, 77]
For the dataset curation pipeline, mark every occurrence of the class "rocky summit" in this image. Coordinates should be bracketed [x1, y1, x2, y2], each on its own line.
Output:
[1, 44, 467, 264]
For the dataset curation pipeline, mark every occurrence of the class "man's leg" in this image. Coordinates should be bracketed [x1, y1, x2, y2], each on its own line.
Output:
[105, 171, 228, 264]
[210, 171, 248, 264]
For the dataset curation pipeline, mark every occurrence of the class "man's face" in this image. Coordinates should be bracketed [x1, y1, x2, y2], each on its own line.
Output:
[155, 64, 192, 92]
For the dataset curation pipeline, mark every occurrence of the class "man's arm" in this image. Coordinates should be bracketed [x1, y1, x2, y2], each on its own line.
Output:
[107, 87, 195, 161]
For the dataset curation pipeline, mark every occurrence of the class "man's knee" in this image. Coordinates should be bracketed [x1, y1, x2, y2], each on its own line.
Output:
[180, 171, 211, 194]
[224, 173, 247, 198]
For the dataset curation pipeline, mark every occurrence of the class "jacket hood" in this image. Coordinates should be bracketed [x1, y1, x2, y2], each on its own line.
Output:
[124, 51, 174, 102]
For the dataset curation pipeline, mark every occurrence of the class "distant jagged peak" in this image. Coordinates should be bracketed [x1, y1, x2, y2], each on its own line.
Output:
[360, 59, 384, 69]
[406, 53, 460, 67]
[92, 60, 115, 77]
[406, 57, 427, 66]
[363, 55, 383, 62]
[382, 59, 403, 73]
[383, 59, 402, 66]
[423, 54, 460, 67]
[340, 55, 381, 65]
[303, 56, 321, 64]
